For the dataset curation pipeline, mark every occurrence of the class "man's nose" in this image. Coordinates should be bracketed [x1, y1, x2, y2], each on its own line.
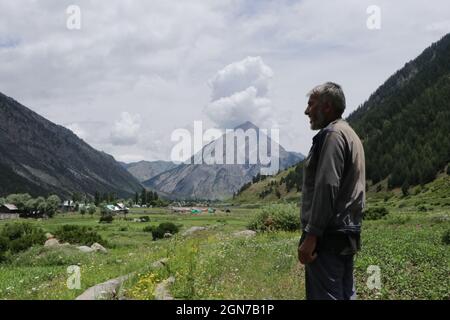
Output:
[305, 106, 310, 115]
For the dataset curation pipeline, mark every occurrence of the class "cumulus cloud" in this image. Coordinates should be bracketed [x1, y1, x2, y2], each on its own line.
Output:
[208, 56, 273, 100]
[204, 56, 275, 128]
[110, 112, 141, 146]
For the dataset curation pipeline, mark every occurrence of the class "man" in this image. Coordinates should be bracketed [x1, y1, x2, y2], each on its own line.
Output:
[298, 82, 366, 300]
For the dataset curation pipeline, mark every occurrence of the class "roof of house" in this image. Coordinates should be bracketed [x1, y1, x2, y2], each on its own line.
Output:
[2, 204, 18, 211]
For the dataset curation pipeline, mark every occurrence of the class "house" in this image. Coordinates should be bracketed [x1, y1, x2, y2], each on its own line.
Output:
[0, 204, 20, 220]
[61, 200, 77, 212]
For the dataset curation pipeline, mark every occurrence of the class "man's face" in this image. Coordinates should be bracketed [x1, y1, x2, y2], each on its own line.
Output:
[305, 96, 327, 130]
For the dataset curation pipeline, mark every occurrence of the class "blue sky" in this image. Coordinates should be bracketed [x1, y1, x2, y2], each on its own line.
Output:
[0, 0, 449, 162]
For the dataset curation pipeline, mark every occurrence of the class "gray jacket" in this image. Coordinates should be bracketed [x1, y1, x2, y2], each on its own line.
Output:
[301, 119, 366, 237]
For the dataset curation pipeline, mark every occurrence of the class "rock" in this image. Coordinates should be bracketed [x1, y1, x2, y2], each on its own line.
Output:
[45, 233, 54, 240]
[164, 232, 173, 238]
[44, 238, 60, 247]
[76, 274, 132, 300]
[182, 226, 208, 236]
[151, 258, 169, 269]
[233, 230, 257, 238]
[77, 246, 95, 253]
[91, 242, 108, 253]
[154, 276, 175, 300]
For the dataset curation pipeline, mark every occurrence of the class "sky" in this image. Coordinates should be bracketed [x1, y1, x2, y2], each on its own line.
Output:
[0, 0, 449, 163]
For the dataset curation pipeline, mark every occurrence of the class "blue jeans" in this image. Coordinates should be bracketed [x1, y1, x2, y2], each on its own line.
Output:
[305, 251, 356, 300]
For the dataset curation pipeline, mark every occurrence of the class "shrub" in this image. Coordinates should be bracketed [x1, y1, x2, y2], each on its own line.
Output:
[442, 229, 450, 245]
[247, 203, 300, 232]
[0, 223, 46, 260]
[363, 207, 389, 220]
[151, 222, 179, 240]
[386, 215, 411, 225]
[54, 225, 106, 246]
[99, 214, 114, 224]
[88, 205, 97, 216]
[143, 225, 154, 233]
[418, 205, 428, 212]
[0, 236, 9, 262]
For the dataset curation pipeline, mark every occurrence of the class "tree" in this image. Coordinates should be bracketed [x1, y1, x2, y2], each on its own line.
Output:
[6, 193, 32, 211]
[88, 205, 97, 216]
[72, 192, 82, 203]
[140, 188, 147, 205]
[401, 181, 410, 197]
[94, 191, 101, 206]
[134, 192, 139, 205]
[79, 206, 87, 216]
[46, 195, 61, 217]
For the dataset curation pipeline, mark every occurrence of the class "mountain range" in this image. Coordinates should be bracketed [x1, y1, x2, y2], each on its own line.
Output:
[120, 160, 178, 182]
[0, 92, 142, 198]
[142, 121, 304, 200]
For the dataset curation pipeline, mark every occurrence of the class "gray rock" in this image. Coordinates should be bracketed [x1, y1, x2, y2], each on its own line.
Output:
[233, 230, 257, 238]
[182, 226, 208, 236]
[44, 238, 60, 247]
[76, 274, 132, 300]
[91, 242, 107, 253]
[164, 232, 173, 238]
[77, 246, 95, 253]
[151, 258, 169, 269]
[154, 276, 175, 300]
[45, 233, 54, 240]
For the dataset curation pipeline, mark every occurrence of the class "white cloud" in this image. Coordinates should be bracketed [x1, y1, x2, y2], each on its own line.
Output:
[204, 56, 275, 128]
[110, 112, 141, 146]
[205, 86, 272, 128]
[208, 56, 273, 101]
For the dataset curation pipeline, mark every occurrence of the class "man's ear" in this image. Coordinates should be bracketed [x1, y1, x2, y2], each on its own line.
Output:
[324, 101, 333, 114]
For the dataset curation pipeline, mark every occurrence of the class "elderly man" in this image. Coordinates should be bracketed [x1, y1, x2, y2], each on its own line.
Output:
[298, 82, 366, 300]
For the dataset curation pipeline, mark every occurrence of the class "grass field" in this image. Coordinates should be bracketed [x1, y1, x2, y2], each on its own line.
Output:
[0, 203, 448, 300]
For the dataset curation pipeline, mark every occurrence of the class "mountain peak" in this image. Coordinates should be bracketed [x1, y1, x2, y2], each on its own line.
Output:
[234, 121, 259, 131]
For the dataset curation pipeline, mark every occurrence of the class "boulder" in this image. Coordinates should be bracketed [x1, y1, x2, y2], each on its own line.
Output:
[77, 246, 95, 253]
[233, 230, 257, 238]
[151, 258, 169, 269]
[45, 233, 54, 240]
[91, 242, 108, 253]
[44, 238, 60, 247]
[76, 274, 132, 300]
[164, 232, 173, 238]
[154, 276, 175, 300]
[182, 226, 208, 236]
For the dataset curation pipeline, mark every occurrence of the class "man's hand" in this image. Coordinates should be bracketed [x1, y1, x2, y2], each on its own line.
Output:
[298, 234, 318, 265]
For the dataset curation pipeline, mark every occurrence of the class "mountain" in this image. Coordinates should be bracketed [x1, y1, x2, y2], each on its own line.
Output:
[0, 92, 143, 198]
[123, 160, 179, 182]
[347, 33, 450, 188]
[143, 121, 304, 200]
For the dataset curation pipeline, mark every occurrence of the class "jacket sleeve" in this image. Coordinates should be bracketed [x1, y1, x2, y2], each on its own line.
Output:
[304, 131, 346, 237]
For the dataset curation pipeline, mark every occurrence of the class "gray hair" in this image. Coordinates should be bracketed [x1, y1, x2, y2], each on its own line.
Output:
[307, 82, 346, 116]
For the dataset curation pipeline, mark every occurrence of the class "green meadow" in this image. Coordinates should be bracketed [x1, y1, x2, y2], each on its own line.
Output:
[0, 196, 448, 300]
